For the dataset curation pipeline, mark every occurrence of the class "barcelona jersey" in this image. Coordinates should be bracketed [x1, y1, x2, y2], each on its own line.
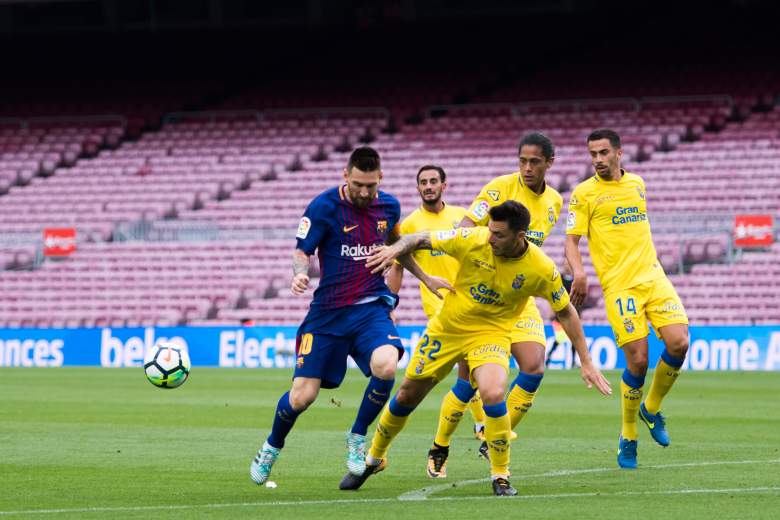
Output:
[296, 184, 401, 310]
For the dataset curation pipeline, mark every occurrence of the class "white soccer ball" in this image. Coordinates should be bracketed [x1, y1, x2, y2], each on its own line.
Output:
[143, 341, 191, 389]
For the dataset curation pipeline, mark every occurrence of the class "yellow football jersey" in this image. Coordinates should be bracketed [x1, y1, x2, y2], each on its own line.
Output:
[400, 203, 467, 318]
[566, 170, 664, 294]
[429, 227, 569, 335]
[466, 173, 563, 247]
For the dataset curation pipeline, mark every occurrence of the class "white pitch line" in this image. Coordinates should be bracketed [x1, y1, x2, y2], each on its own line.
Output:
[398, 458, 780, 500]
[1, 459, 779, 517]
[1, 486, 779, 516]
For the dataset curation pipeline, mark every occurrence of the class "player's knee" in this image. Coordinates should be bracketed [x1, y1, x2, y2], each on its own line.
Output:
[667, 336, 689, 358]
[289, 387, 317, 411]
[478, 386, 505, 405]
[370, 357, 397, 380]
[628, 357, 648, 376]
[519, 359, 545, 375]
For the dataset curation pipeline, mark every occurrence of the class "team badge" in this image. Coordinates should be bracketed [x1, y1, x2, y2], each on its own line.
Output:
[377, 220, 388, 232]
[414, 358, 425, 375]
[623, 318, 635, 334]
[512, 274, 526, 290]
[636, 186, 645, 200]
[548, 206, 555, 223]
[296, 217, 311, 239]
[296, 356, 305, 368]
[486, 190, 500, 202]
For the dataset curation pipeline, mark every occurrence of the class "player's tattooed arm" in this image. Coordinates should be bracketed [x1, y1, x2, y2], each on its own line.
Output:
[291, 248, 311, 295]
[367, 232, 432, 274]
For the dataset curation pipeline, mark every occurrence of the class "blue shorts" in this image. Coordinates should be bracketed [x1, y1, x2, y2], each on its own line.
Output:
[294, 299, 404, 389]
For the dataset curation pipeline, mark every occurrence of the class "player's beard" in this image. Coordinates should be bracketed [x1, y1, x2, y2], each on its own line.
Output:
[422, 192, 441, 206]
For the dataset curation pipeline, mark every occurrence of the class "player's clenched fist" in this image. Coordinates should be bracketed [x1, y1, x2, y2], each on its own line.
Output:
[291, 273, 310, 294]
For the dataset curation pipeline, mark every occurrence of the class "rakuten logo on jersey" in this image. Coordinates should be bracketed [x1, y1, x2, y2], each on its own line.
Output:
[341, 243, 380, 261]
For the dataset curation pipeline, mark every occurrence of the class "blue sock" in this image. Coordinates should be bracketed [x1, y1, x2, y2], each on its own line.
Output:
[661, 348, 685, 369]
[388, 395, 415, 417]
[351, 376, 395, 435]
[511, 372, 544, 393]
[622, 368, 646, 389]
[482, 401, 508, 418]
[451, 377, 477, 403]
[267, 392, 301, 449]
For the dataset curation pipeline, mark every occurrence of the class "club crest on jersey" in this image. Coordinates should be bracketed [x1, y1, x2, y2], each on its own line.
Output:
[512, 274, 526, 290]
[486, 190, 500, 202]
[623, 318, 635, 334]
[548, 206, 555, 223]
[296, 356, 305, 368]
[296, 217, 311, 239]
[414, 358, 425, 375]
[377, 220, 388, 232]
[636, 187, 645, 200]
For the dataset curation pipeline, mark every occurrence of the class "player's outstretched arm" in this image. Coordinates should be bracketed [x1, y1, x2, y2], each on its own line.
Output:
[291, 248, 311, 295]
[366, 232, 432, 274]
[556, 303, 612, 396]
[564, 234, 588, 307]
[396, 253, 454, 300]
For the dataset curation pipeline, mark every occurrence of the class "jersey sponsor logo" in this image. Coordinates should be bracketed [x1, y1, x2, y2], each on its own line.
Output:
[527, 229, 544, 246]
[551, 285, 566, 303]
[343, 224, 359, 233]
[512, 274, 526, 290]
[486, 190, 500, 202]
[469, 283, 505, 306]
[612, 206, 648, 225]
[296, 217, 312, 239]
[436, 229, 457, 240]
[377, 220, 387, 232]
[471, 200, 489, 220]
[566, 211, 576, 230]
[472, 259, 495, 271]
[340, 243, 380, 260]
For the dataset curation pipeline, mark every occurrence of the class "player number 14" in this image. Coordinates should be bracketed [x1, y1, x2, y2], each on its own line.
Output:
[616, 297, 637, 316]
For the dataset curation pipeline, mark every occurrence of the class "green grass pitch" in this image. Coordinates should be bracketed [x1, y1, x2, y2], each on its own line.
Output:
[1, 367, 779, 519]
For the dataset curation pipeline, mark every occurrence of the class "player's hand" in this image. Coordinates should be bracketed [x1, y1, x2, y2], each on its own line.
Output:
[291, 273, 310, 295]
[423, 275, 455, 299]
[579, 361, 612, 396]
[366, 244, 401, 274]
[570, 272, 588, 307]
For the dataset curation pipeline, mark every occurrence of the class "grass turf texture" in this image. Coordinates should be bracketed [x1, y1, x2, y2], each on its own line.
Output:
[1, 368, 779, 519]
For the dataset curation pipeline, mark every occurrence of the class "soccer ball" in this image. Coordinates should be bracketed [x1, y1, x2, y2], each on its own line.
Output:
[143, 342, 191, 389]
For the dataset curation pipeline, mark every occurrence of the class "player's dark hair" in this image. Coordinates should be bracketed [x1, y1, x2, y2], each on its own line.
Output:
[416, 164, 446, 183]
[587, 128, 622, 149]
[347, 147, 381, 172]
[489, 200, 530, 233]
[518, 132, 555, 160]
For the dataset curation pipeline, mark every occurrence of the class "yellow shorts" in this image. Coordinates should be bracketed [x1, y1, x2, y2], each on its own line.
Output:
[405, 328, 511, 384]
[605, 276, 688, 347]
[509, 298, 546, 347]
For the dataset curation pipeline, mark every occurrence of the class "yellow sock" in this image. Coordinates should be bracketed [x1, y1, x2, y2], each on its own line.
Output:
[369, 406, 409, 461]
[484, 410, 511, 476]
[468, 391, 486, 424]
[506, 385, 536, 430]
[433, 390, 469, 447]
[620, 380, 643, 441]
[644, 359, 681, 414]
